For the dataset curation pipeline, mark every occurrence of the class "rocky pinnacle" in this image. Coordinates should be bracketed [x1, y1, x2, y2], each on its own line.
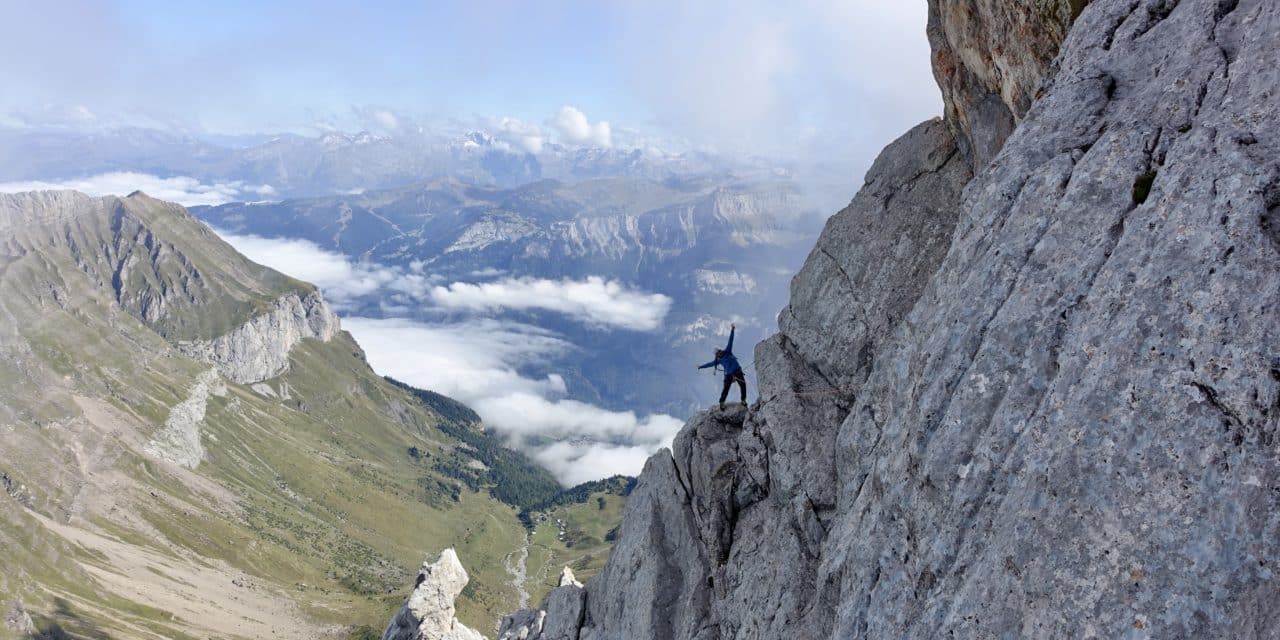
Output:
[382, 549, 486, 640]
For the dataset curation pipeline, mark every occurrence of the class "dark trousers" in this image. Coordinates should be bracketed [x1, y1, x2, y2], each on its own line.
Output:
[720, 369, 747, 404]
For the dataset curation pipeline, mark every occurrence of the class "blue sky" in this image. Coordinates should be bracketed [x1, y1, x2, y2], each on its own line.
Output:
[2, 0, 941, 158]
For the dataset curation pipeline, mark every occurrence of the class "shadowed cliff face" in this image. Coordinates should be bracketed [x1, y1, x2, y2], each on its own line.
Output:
[929, 0, 1092, 167]
[481, 0, 1280, 638]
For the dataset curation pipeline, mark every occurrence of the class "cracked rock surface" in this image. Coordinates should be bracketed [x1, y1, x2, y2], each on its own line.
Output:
[496, 0, 1280, 638]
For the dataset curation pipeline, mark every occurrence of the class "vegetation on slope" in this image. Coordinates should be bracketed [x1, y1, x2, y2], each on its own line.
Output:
[522, 489, 628, 599]
[0, 193, 533, 638]
[0, 192, 635, 640]
[386, 376, 565, 510]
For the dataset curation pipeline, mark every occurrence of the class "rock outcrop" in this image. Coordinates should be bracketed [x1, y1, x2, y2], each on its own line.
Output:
[496, 0, 1280, 638]
[177, 290, 339, 384]
[498, 568, 587, 640]
[382, 549, 486, 640]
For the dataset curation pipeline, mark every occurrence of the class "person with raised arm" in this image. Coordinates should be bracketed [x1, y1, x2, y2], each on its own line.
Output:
[697, 323, 747, 410]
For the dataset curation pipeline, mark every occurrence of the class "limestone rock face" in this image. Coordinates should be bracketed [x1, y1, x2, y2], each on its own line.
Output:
[495, 568, 585, 640]
[501, 0, 1280, 638]
[177, 290, 338, 384]
[556, 567, 581, 588]
[382, 549, 486, 640]
[497, 609, 546, 640]
[577, 450, 715, 640]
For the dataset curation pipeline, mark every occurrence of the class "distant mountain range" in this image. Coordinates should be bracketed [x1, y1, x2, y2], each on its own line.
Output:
[0, 121, 841, 482]
[0, 124, 826, 199]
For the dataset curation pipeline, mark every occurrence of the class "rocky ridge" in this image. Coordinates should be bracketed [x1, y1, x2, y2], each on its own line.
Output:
[481, 0, 1280, 638]
[0, 189, 304, 343]
[496, 567, 586, 640]
[176, 290, 339, 384]
[382, 549, 486, 640]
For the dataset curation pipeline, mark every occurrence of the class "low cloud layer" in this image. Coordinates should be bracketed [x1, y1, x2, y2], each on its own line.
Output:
[215, 231, 682, 484]
[432, 276, 671, 331]
[222, 231, 671, 331]
[345, 317, 683, 485]
[0, 172, 274, 207]
[216, 231, 436, 307]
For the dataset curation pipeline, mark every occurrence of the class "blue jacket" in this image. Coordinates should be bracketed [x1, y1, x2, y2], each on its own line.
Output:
[698, 327, 742, 375]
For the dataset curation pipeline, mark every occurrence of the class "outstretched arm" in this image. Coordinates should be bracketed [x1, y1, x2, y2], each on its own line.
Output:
[698, 360, 717, 369]
[725, 324, 735, 353]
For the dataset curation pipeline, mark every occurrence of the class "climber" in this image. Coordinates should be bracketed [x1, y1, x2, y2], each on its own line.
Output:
[698, 323, 747, 410]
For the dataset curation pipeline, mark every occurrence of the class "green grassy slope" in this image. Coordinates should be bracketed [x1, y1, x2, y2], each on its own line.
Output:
[521, 479, 633, 603]
[0, 191, 578, 639]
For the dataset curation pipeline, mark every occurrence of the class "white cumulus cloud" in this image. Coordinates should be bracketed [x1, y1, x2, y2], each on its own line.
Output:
[0, 172, 274, 207]
[430, 276, 671, 331]
[549, 106, 612, 147]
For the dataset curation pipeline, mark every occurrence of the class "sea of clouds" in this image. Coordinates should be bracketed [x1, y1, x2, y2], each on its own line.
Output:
[220, 230, 683, 486]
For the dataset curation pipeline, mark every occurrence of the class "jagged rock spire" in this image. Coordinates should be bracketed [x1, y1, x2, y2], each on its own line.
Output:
[382, 549, 485, 640]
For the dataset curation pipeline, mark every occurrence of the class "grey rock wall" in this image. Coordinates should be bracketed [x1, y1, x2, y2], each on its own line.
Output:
[494, 0, 1280, 638]
[177, 290, 338, 384]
